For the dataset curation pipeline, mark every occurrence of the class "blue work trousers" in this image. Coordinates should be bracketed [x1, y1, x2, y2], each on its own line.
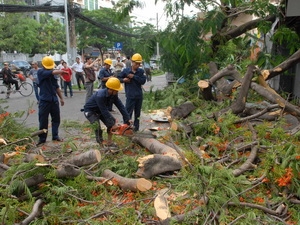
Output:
[38, 100, 60, 142]
[126, 97, 143, 131]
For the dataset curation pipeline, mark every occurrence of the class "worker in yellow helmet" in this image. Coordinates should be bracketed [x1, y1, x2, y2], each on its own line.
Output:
[98, 58, 115, 111]
[83, 77, 131, 149]
[118, 53, 146, 131]
[37, 56, 66, 146]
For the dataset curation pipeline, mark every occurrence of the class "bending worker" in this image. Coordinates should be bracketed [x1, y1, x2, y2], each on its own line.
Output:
[83, 77, 131, 149]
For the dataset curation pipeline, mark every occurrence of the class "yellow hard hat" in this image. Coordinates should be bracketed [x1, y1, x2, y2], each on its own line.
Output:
[106, 77, 123, 91]
[104, 58, 112, 66]
[131, 53, 143, 63]
[42, 56, 55, 69]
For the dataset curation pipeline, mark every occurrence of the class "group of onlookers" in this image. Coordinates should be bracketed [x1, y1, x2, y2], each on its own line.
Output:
[34, 53, 148, 149]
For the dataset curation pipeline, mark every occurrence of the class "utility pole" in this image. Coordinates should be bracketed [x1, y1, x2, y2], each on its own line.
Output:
[156, 13, 160, 69]
[69, 0, 77, 63]
[65, 0, 77, 65]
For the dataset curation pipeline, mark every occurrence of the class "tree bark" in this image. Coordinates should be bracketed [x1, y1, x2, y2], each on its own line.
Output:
[264, 48, 300, 80]
[101, 169, 152, 192]
[19, 199, 44, 225]
[132, 137, 179, 157]
[136, 154, 182, 179]
[133, 137, 183, 178]
[65, 149, 101, 167]
[231, 65, 255, 114]
[170, 101, 196, 119]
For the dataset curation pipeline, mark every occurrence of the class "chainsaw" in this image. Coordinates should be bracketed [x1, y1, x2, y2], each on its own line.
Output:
[111, 124, 134, 137]
[111, 124, 158, 138]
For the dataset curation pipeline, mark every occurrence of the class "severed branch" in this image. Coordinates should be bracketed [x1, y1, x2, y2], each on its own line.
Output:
[232, 122, 258, 177]
[227, 202, 288, 217]
[19, 199, 44, 225]
[234, 104, 280, 124]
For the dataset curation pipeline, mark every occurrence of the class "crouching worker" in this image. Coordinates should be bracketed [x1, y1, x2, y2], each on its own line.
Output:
[83, 77, 131, 148]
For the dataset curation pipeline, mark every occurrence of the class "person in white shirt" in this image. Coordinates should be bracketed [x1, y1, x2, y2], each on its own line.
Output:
[71, 57, 85, 91]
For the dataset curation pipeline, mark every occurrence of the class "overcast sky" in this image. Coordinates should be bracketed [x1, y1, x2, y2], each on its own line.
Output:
[131, 0, 196, 30]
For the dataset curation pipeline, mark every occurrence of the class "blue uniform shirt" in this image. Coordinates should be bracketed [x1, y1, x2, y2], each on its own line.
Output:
[84, 88, 130, 128]
[118, 67, 146, 99]
[99, 67, 113, 88]
[37, 68, 59, 102]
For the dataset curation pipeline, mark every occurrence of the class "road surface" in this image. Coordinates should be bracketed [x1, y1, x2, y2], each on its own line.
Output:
[0, 74, 169, 136]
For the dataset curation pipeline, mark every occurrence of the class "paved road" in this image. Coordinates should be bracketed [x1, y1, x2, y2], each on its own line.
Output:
[0, 74, 168, 135]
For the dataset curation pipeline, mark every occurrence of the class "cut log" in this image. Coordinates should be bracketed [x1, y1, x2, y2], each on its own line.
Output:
[170, 121, 193, 135]
[1, 152, 18, 164]
[102, 169, 152, 192]
[132, 137, 179, 158]
[24, 154, 45, 163]
[170, 101, 196, 119]
[154, 188, 171, 220]
[65, 149, 101, 167]
[55, 164, 81, 178]
[0, 137, 7, 145]
[136, 154, 182, 179]
[31, 129, 47, 138]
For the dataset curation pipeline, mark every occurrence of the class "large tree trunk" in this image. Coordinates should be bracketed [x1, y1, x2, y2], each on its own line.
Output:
[132, 137, 182, 178]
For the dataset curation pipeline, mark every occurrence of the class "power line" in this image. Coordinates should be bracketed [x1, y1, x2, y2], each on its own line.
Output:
[0, 4, 140, 38]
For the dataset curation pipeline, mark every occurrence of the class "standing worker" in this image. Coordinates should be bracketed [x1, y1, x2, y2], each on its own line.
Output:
[118, 53, 146, 131]
[98, 58, 114, 111]
[37, 56, 65, 146]
[28, 61, 40, 104]
[71, 57, 85, 91]
[98, 58, 114, 88]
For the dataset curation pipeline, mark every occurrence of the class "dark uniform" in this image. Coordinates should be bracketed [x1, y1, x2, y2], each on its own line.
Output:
[84, 88, 130, 143]
[37, 68, 61, 143]
[118, 67, 146, 131]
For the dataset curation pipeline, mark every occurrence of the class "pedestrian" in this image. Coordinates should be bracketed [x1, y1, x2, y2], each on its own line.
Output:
[71, 56, 85, 91]
[28, 61, 40, 104]
[83, 56, 99, 103]
[60, 61, 73, 98]
[1, 62, 20, 99]
[56, 59, 65, 89]
[37, 56, 65, 146]
[118, 53, 146, 131]
[125, 55, 131, 68]
[114, 56, 125, 77]
[98, 58, 114, 111]
[83, 77, 131, 148]
[143, 61, 152, 82]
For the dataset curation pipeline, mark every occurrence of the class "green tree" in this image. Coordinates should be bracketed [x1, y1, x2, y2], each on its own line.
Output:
[117, 0, 300, 80]
[37, 14, 66, 55]
[0, 13, 40, 54]
[75, 8, 133, 60]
